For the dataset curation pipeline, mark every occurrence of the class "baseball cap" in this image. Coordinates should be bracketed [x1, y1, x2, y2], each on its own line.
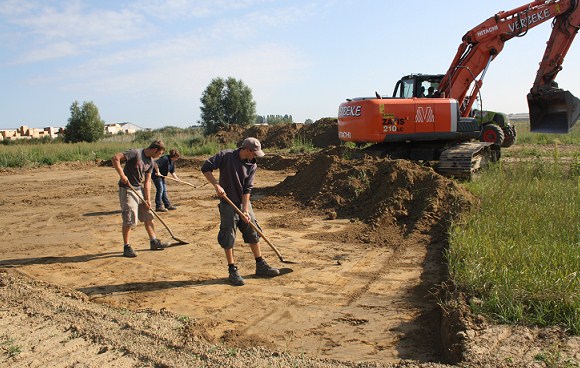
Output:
[242, 137, 265, 157]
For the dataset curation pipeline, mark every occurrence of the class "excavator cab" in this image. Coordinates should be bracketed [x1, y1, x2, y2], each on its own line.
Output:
[527, 88, 580, 133]
[392, 74, 443, 99]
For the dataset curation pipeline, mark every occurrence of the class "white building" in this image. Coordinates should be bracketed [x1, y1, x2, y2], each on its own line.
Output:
[104, 122, 144, 135]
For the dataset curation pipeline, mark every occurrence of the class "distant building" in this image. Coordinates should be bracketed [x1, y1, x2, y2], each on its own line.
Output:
[1, 122, 145, 141]
[0, 125, 64, 141]
[104, 122, 144, 135]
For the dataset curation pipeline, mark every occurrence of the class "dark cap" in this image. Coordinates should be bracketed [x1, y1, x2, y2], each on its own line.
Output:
[241, 137, 265, 157]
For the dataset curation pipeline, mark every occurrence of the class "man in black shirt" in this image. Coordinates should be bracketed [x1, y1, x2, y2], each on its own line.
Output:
[201, 137, 280, 286]
[153, 149, 181, 212]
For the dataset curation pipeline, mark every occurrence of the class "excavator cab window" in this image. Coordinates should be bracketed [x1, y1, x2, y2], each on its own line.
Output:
[394, 74, 443, 98]
[400, 78, 414, 98]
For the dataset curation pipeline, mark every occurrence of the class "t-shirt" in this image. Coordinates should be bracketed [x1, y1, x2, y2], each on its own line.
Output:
[153, 155, 175, 178]
[201, 148, 257, 204]
[118, 148, 154, 187]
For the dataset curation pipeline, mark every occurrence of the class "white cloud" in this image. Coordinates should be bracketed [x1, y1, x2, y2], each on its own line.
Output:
[3, 1, 150, 64]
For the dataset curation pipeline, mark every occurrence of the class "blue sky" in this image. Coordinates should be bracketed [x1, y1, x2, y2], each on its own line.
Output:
[1, 0, 578, 130]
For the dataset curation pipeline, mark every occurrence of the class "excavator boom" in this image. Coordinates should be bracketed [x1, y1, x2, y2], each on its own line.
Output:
[438, 0, 580, 132]
[527, 0, 580, 132]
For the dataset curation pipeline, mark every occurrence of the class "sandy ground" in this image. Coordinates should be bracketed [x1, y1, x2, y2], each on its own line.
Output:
[0, 152, 578, 367]
[0, 159, 446, 365]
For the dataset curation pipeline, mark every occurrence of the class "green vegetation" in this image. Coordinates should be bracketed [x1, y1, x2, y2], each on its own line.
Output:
[199, 77, 256, 135]
[447, 157, 579, 334]
[1, 337, 22, 358]
[502, 120, 580, 159]
[288, 136, 315, 154]
[257, 114, 294, 125]
[0, 127, 234, 168]
[512, 120, 580, 145]
[64, 101, 105, 143]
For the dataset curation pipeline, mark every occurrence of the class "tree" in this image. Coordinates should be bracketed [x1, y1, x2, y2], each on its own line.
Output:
[199, 77, 256, 135]
[64, 101, 105, 143]
[256, 114, 294, 125]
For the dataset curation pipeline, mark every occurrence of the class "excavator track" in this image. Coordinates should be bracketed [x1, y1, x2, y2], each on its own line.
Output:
[437, 142, 498, 179]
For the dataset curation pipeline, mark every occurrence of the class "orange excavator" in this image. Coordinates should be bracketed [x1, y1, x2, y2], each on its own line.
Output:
[338, 0, 580, 177]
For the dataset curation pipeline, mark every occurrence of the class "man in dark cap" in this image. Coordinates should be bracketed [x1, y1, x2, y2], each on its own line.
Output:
[201, 137, 280, 286]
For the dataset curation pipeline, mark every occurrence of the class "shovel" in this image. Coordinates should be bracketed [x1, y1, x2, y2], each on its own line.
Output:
[220, 194, 298, 264]
[125, 184, 189, 245]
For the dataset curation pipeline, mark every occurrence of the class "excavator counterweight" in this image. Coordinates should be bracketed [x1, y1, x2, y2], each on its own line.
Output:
[528, 90, 580, 133]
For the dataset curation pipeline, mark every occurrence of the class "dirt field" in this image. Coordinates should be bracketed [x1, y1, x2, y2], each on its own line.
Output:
[0, 123, 578, 367]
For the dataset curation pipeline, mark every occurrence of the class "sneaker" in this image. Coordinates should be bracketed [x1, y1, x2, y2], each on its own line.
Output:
[123, 244, 137, 258]
[166, 205, 177, 211]
[155, 207, 168, 212]
[228, 266, 245, 286]
[150, 238, 168, 250]
[255, 259, 280, 277]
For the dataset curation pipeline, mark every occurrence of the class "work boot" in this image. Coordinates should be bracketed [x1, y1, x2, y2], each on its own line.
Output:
[166, 205, 177, 211]
[150, 238, 168, 250]
[255, 259, 280, 277]
[155, 207, 167, 212]
[228, 266, 245, 286]
[123, 244, 137, 258]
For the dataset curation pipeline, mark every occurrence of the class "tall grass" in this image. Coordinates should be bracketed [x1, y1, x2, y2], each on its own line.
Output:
[447, 158, 579, 333]
[289, 136, 316, 153]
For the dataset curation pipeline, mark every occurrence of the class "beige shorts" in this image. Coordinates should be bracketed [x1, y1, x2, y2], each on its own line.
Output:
[119, 186, 154, 227]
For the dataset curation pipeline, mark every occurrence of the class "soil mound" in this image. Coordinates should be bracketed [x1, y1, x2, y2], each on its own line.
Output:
[245, 123, 303, 149]
[211, 117, 339, 150]
[267, 147, 476, 240]
[301, 117, 340, 148]
[213, 125, 247, 145]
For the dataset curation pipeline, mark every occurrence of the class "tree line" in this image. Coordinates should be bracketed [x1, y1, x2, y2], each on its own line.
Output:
[63, 76, 309, 143]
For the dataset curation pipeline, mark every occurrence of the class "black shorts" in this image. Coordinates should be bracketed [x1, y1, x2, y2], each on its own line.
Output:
[217, 201, 261, 249]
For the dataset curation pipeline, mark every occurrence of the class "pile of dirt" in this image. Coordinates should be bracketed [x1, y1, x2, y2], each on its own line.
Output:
[211, 117, 340, 150]
[264, 147, 476, 242]
[213, 125, 247, 145]
[301, 117, 340, 148]
[245, 123, 302, 149]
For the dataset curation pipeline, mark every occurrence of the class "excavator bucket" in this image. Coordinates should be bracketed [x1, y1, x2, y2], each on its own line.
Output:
[527, 90, 580, 133]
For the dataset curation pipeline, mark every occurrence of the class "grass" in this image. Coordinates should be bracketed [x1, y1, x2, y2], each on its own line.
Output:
[0, 128, 232, 168]
[447, 157, 579, 334]
[512, 120, 580, 145]
[1, 337, 22, 358]
[446, 120, 579, 334]
[503, 120, 580, 160]
[288, 135, 315, 153]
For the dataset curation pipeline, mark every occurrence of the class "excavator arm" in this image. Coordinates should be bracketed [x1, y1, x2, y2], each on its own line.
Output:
[438, 0, 580, 132]
[528, 1, 580, 132]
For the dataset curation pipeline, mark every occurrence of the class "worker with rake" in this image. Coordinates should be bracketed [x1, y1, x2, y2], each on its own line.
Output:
[202, 137, 280, 286]
[152, 148, 181, 212]
[112, 140, 169, 258]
